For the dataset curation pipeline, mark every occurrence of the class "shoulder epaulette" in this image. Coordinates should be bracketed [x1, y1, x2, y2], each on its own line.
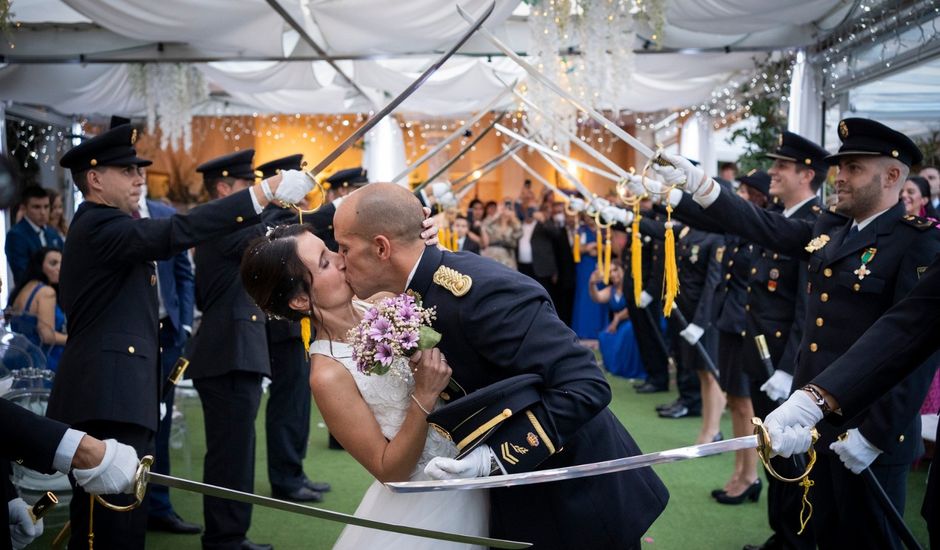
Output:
[900, 214, 937, 231]
[432, 265, 473, 297]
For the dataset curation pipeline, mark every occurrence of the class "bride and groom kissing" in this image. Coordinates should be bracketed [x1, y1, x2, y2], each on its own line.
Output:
[241, 182, 668, 549]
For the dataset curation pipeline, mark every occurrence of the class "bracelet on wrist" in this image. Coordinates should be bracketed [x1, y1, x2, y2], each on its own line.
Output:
[801, 385, 832, 415]
[411, 394, 431, 416]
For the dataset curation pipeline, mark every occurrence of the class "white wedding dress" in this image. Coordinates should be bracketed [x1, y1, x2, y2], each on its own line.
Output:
[310, 339, 489, 550]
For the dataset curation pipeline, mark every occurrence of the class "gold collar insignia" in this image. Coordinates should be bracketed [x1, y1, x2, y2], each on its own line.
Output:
[432, 265, 473, 297]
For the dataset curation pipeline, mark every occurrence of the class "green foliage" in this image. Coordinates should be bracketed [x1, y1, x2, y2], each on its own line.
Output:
[915, 130, 940, 168]
[727, 56, 792, 173]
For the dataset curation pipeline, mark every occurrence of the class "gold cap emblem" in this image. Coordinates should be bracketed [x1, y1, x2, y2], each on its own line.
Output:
[222, 170, 229, 177]
[891, 150, 899, 158]
[130, 128, 138, 144]
[838, 120, 848, 139]
[90, 159, 97, 167]
[804, 158, 812, 165]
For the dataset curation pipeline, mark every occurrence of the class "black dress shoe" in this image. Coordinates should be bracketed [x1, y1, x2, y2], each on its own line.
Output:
[710, 488, 726, 499]
[240, 540, 273, 550]
[272, 486, 323, 502]
[716, 479, 762, 505]
[655, 400, 681, 412]
[302, 478, 332, 493]
[147, 512, 202, 534]
[635, 383, 669, 394]
[658, 404, 701, 418]
[712, 432, 724, 443]
[743, 534, 780, 550]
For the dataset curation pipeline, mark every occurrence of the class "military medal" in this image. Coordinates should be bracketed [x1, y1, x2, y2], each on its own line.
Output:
[690, 244, 699, 264]
[854, 248, 877, 280]
[768, 268, 779, 292]
[769, 268, 780, 280]
[679, 226, 690, 240]
[804, 234, 830, 253]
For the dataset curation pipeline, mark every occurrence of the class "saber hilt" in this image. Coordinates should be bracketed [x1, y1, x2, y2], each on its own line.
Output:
[94, 455, 152, 512]
[752, 418, 818, 483]
[161, 357, 190, 402]
[27, 491, 58, 523]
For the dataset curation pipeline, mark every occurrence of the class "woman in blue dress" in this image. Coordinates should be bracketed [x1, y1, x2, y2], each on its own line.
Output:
[8, 248, 67, 371]
[590, 264, 644, 379]
[570, 215, 608, 339]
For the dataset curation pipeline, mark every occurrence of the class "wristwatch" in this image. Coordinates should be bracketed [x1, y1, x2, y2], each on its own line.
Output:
[801, 385, 832, 415]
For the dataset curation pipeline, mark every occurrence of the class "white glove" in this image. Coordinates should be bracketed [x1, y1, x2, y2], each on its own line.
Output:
[430, 181, 450, 198]
[763, 390, 824, 457]
[760, 370, 794, 402]
[679, 323, 705, 345]
[830, 428, 882, 474]
[600, 205, 633, 226]
[651, 153, 721, 208]
[272, 169, 315, 204]
[767, 426, 815, 459]
[72, 439, 140, 494]
[637, 290, 654, 309]
[424, 445, 495, 480]
[567, 197, 586, 213]
[159, 402, 167, 421]
[8, 498, 43, 550]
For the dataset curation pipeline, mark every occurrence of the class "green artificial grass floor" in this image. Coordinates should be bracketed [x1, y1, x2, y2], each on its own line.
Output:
[34, 373, 931, 549]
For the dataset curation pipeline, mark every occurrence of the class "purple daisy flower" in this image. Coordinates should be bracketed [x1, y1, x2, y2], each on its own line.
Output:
[375, 343, 394, 366]
[400, 330, 419, 350]
[368, 317, 392, 341]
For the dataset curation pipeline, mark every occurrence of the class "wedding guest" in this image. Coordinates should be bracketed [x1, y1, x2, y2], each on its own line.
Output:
[48, 189, 69, 241]
[516, 202, 559, 294]
[454, 216, 480, 254]
[466, 199, 485, 246]
[570, 214, 607, 339]
[590, 264, 643, 379]
[8, 247, 67, 371]
[481, 200, 522, 269]
[902, 176, 938, 219]
[6, 186, 64, 286]
[919, 165, 940, 210]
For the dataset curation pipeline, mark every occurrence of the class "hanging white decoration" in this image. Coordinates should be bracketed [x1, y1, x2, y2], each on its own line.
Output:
[571, 0, 636, 111]
[129, 64, 208, 151]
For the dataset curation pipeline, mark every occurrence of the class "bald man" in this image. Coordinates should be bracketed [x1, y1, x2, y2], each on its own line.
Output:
[333, 183, 668, 550]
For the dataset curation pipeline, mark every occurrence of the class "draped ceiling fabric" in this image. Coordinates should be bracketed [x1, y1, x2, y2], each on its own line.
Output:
[0, 0, 867, 118]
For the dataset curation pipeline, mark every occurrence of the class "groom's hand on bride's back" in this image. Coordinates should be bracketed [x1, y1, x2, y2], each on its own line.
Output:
[409, 348, 451, 414]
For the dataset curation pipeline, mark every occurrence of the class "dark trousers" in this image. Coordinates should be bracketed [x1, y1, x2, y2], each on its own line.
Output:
[551, 281, 575, 327]
[667, 315, 701, 412]
[927, 420, 938, 549]
[812, 455, 907, 550]
[266, 338, 311, 493]
[626, 295, 669, 389]
[750, 387, 816, 550]
[193, 372, 262, 550]
[147, 321, 184, 518]
[68, 420, 154, 550]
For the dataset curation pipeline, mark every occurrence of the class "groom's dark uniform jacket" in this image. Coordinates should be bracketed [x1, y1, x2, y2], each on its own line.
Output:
[408, 246, 669, 550]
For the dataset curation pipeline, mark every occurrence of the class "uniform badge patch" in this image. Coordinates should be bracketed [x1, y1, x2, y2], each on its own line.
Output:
[526, 432, 540, 447]
[804, 234, 830, 253]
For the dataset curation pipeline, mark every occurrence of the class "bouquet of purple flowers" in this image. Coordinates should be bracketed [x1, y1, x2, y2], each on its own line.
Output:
[348, 293, 442, 376]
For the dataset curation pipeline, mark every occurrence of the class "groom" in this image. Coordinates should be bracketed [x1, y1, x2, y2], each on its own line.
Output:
[334, 183, 669, 550]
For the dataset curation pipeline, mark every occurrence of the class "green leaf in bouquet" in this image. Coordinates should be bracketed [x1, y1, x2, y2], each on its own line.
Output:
[418, 325, 442, 349]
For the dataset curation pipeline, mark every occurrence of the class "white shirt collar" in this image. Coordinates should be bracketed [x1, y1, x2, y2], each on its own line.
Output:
[853, 206, 893, 232]
[24, 217, 43, 233]
[781, 195, 816, 218]
[403, 247, 426, 293]
[138, 198, 151, 219]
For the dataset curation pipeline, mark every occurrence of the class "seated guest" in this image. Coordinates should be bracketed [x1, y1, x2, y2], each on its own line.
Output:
[6, 186, 64, 286]
[590, 264, 644, 379]
[8, 248, 67, 371]
[453, 215, 480, 254]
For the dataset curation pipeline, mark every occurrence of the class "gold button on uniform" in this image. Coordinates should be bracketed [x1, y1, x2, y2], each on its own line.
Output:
[810, 343, 818, 352]
[128, 346, 136, 354]
[251, 314, 258, 321]
[816, 317, 824, 327]
[440, 392, 450, 401]
[853, 283, 861, 292]
[820, 293, 829, 302]
[725, 274, 731, 280]
[751, 268, 757, 275]
[236, 216, 244, 223]
[898, 435, 905, 443]
[745, 305, 750, 311]
[823, 268, 832, 277]
[774, 331, 782, 338]
[740, 331, 746, 337]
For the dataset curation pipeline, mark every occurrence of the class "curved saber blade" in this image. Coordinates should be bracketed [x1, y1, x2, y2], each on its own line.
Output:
[494, 123, 620, 182]
[457, 5, 655, 159]
[507, 147, 565, 197]
[452, 142, 524, 193]
[307, 1, 496, 178]
[391, 84, 515, 184]
[414, 110, 509, 194]
[387, 435, 760, 493]
[146, 472, 529, 549]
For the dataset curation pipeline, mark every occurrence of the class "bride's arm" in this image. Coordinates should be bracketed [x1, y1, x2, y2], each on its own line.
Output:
[310, 350, 451, 483]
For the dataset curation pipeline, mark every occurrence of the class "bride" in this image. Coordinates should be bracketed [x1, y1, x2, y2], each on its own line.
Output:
[241, 224, 488, 549]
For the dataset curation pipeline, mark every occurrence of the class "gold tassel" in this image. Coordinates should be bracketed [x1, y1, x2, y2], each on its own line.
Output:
[631, 202, 643, 305]
[300, 317, 312, 356]
[797, 476, 814, 534]
[452, 230, 459, 252]
[662, 205, 680, 317]
[88, 494, 95, 549]
[437, 228, 445, 247]
[572, 229, 581, 263]
[603, 227, 612, 285]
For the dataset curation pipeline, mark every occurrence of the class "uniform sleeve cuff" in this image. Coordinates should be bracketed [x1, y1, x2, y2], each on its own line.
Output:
[693, 179, 721, 208]
[53, 428, 86, 473]
[249, 186, 265, 215]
